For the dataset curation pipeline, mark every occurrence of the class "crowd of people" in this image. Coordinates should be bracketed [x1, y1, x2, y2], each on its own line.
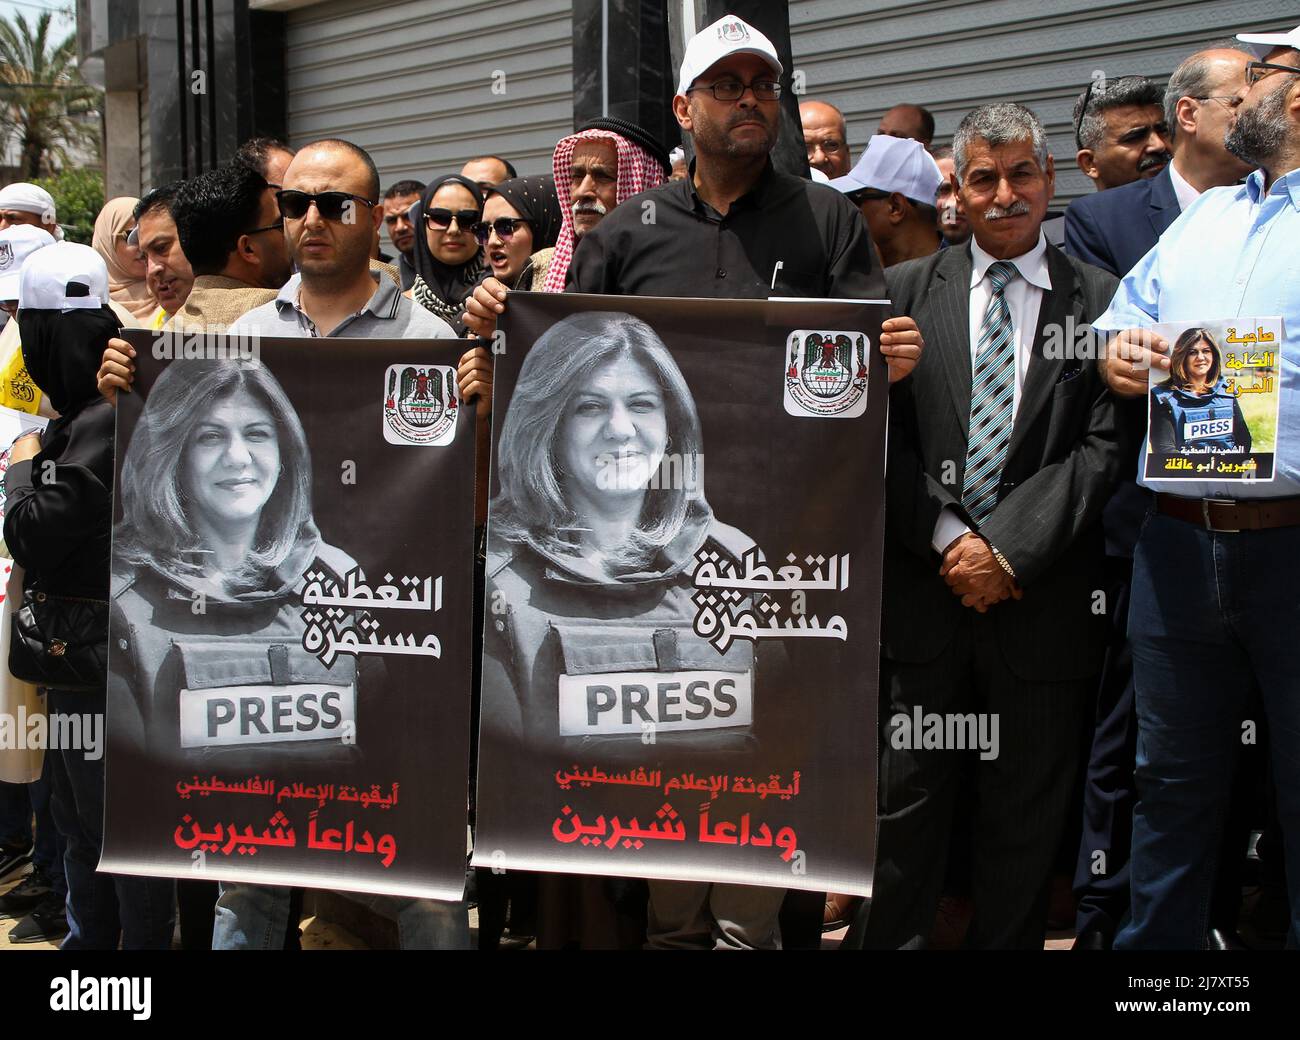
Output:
[0, 12, 1296, 952]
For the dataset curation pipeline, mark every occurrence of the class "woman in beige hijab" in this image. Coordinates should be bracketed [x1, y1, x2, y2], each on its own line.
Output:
[92, 197, 155, 323]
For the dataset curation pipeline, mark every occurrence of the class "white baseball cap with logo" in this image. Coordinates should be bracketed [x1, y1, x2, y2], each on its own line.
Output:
[0, 225, 56, 302]
[829, 134, 945, 206]
[676, 14, 783, 97]
[0, 182, 63, 240]
[18, 241, 110, 312]
[1236, 23, 1300, 59]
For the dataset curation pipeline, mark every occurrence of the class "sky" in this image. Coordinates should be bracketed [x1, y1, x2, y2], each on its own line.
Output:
[0, 0, 75, 38]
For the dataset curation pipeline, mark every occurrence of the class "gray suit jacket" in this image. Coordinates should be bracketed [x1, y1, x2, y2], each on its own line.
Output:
[882, 241, 1132, 681]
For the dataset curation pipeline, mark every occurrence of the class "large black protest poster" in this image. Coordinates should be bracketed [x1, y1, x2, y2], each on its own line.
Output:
[101, 334, 474, 900]
[473, 293, 887, 895]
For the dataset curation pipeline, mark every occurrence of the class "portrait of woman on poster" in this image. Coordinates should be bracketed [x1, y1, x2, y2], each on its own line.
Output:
[483, 310, 783, 758]
[1149, 327, 1252, 454]
[110, 359, 366, 765]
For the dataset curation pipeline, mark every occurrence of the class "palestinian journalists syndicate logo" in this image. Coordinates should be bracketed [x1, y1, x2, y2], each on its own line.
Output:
[719, 20, 749, 42]
[783, 330, 869, 418]
[382, 363, 458, 446]
[0, 242, 12, 269]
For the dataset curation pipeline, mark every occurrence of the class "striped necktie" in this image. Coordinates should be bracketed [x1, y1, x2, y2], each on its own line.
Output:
[962, 260, 1019, 526]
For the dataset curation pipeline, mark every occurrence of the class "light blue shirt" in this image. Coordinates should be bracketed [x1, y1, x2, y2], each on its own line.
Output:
[1094, 167, 1300, 499]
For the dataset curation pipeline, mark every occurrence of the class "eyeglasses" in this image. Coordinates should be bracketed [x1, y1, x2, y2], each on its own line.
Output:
[1245, 61, 1300, 86]
[687, 78, 782, 101]
[1190, 95, 1241, 109]
[471, 217, 528, 243]
[276, 189, 376, 222]
[244, 221, 284, 236]
[849, 190, 891, 204]
[425, 208, 480, 231]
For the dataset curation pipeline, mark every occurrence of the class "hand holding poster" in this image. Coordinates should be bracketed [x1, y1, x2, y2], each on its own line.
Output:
[473, 293, 887, 897]
[102, 334, 476, 900]
[1145, 317, 1284, 482]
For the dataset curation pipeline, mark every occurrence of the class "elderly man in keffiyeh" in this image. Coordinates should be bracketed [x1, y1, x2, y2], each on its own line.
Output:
[536, 117, 671, 293]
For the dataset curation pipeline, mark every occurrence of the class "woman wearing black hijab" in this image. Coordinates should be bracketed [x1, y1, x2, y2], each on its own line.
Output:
[475, 175, 563, 292]
[408, 174, 486, 331]
[4, 242, 174, 949]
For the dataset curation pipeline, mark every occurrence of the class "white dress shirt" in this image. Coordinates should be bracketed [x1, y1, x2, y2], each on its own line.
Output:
[1166, 160, 1200, 213]
[931, 231, 1053, 553]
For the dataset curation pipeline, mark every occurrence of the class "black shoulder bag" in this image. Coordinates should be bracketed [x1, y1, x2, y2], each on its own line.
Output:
[9, 585, 109, 692]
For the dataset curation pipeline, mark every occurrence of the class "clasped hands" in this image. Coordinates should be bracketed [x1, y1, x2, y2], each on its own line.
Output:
[939, 532, 1022, 613]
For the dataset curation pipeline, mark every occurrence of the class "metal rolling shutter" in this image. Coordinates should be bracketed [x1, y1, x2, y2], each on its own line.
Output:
[789, 0, 1300, 207]
[283, 0, 574, 187]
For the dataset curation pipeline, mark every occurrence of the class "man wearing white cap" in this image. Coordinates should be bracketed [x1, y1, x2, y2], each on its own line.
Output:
[467, 15, 922, 376]
[831, 134, 944, 268]
[0, 224, 56, 415]
[470, 13, 922, 951]
[0, 183, 63, 241]
[567, 14, 927, 954]
[1097, 21, 1300, 950]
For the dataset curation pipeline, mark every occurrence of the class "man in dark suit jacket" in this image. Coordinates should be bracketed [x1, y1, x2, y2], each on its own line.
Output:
[845, 103, 1131, 950]
[1065, 47, 1253, 278]
[1063, 165, 1180, 277]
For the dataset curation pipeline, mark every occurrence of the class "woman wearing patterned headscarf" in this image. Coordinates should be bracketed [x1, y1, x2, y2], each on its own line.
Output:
[475, 174, 562, 292]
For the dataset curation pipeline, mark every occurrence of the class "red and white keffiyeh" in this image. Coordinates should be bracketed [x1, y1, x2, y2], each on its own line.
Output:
[541, 129, 666, 293]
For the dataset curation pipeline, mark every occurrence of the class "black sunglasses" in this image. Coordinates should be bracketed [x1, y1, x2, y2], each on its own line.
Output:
[1074, 78, 1099, 150]
[471, 217, 528, 243]
[425, 207, 480, 231]
[276, 189, 376, 222]
[245, 221, 284, 236]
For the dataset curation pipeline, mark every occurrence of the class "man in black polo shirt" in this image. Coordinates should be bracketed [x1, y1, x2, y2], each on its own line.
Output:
[466, 13, 923, 949]
[466, 18, 921, 380]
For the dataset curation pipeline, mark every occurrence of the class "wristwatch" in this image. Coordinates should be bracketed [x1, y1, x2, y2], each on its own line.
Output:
[987, 542, 1016, 581]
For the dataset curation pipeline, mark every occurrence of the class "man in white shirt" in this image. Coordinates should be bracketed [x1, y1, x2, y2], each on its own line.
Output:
[1061, 43, 1255, 950]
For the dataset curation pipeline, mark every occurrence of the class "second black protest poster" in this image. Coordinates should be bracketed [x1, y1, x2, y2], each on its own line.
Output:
[101, 333, 474, 901]
[473, 293, 888, 897]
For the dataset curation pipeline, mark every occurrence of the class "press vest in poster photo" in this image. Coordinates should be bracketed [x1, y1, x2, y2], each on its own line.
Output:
[472, 292, 889, 895]
[100, 333, 476, 901]
[1144, 316, 1285, 483]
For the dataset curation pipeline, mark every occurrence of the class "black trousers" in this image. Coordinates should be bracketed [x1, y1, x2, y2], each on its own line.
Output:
[847, 612, 1093, 949]
[1072, 556, 1139, 936]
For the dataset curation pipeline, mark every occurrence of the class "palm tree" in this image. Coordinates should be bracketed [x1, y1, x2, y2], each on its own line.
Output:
[0, 10, 100, 179]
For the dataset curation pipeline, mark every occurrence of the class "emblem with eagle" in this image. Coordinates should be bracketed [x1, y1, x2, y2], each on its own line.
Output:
[383, 363, 460, 445]
[784, 329, 870, 418]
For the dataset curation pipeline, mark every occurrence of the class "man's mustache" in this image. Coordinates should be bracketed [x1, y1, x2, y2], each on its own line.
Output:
[1138, 151, 1172, 173]
[728, 110, 770, 130]
[572, 199, 608, 218]
[983, 200, 1030, 221]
